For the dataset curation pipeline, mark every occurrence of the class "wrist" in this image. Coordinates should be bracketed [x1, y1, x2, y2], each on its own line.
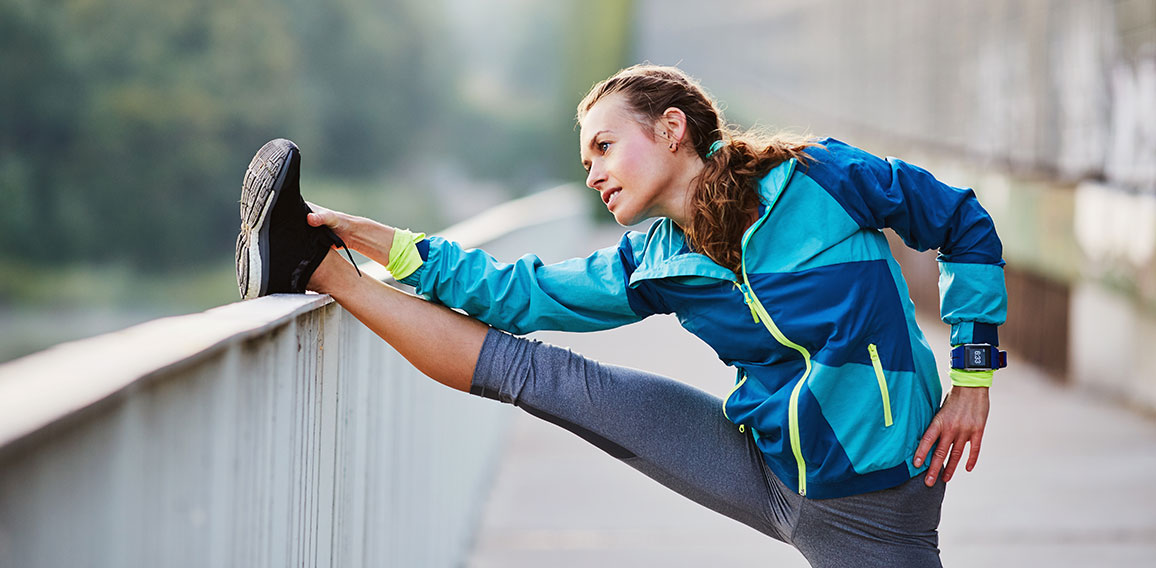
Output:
[347, 217, 395, 265]
[949, 368, 993, 388]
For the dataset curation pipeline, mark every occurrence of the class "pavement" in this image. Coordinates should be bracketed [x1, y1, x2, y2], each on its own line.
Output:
[465, 311, 1156, 567]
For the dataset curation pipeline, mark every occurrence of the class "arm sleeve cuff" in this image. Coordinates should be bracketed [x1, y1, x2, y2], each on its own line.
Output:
[386, 228, 427, 282]
[949, 369, 994, 387]
[948, 322, 1001, 346]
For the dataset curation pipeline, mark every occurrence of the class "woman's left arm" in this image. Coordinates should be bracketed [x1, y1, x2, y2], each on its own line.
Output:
[806, 138, 1007, 486]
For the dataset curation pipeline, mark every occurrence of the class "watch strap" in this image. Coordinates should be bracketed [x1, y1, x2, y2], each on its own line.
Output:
[950, 344, 1008, 371]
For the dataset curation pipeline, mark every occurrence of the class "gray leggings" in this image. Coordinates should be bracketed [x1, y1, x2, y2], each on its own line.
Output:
[471, 329, 946, 568]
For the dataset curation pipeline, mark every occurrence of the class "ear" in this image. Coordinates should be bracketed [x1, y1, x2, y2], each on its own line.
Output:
[655, 107, 689, 142]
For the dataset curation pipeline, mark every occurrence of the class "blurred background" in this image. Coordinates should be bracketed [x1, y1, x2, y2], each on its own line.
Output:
[0, 0, 632, 361]
[1, 1, 1155, 566]
[1, 0, 1155, 407]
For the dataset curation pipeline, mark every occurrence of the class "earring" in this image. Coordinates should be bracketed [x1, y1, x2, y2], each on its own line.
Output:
[670, 142, 678, 151]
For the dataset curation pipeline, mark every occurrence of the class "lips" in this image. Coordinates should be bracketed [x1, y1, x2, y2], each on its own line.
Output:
[600, 188, 622, 209]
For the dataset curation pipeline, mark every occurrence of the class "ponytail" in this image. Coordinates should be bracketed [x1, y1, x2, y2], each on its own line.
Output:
[687, 132, 817, 272]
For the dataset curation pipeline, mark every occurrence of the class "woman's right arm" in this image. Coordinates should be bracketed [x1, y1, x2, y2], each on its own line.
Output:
[306, 203, 395, 266]
[307, 204, 657, 335]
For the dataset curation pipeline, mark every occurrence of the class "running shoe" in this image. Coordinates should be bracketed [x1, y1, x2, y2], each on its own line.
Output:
[235, 138, 360, 299]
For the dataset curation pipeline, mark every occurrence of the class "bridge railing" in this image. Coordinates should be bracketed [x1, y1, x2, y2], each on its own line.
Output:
[0, 184, 593, 568]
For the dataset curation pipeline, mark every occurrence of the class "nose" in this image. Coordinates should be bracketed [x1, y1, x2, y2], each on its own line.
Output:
[586, 163, 606, 191]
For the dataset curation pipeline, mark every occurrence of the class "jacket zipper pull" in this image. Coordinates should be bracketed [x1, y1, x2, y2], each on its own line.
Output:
[735, 282, 760, 323]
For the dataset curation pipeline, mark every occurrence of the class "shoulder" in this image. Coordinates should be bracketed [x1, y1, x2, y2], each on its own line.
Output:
[804, 138, 883, 174]
[794, 137, 895, 201]
[618, 219, 686, 256]
[615, 223, 665, 270]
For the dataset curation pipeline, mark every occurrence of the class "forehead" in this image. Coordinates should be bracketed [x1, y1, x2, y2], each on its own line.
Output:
[580, 95, 645, 141]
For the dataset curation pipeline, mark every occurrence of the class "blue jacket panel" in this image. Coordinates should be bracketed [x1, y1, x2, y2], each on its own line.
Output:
[402, 138, 1007, 499]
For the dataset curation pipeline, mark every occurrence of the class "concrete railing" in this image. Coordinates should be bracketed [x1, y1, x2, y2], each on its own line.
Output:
[0, 184, 594, 567]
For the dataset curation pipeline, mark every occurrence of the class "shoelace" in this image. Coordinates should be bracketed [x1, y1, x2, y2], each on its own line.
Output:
[321, 226, 363, 278]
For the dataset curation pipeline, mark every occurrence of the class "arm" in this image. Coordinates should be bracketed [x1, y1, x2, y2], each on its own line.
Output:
[306, 204, 659, 335]
[804, 139, 1007, 486]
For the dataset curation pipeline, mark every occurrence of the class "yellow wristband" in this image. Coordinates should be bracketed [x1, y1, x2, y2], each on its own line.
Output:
[950, 368, 994, 388]
[386, 228, 427, 280]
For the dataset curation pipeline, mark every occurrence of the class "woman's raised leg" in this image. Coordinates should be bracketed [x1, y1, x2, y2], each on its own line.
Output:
[308, 248, 488, 393]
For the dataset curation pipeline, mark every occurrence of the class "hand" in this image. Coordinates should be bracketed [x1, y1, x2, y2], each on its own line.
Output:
[305, 201, 358, 243]
[913, 386, 990, 486]
[305, 201, 395, 266]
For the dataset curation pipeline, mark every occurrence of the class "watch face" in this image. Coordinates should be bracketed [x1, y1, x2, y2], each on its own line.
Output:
[965, 345, 990, 369]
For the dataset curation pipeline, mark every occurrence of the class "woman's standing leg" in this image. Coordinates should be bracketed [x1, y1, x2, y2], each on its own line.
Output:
[791, 475, 946, 568]
[467, 327, 800, 543]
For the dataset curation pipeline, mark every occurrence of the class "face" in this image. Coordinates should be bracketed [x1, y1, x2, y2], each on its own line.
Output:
[579, 95, 679, 226]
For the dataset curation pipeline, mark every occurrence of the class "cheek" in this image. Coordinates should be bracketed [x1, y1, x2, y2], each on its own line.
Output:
[613, 143, 661, 185]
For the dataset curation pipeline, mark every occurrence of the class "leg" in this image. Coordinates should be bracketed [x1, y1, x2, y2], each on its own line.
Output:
[470, 327, 800, 542]
[308, 248, 487, 392]
[235, 137, 485, 393]
[792, 474, 946, 568]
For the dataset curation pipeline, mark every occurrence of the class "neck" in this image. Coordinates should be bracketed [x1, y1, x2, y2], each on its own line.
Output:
[664, 156, 705, 229]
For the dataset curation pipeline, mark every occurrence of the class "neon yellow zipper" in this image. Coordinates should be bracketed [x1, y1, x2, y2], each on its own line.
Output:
[736, 184, 812, 495]
[867, 344, 894, 427]
[722, 371, 748, 422]
[739, 267, 813, 495]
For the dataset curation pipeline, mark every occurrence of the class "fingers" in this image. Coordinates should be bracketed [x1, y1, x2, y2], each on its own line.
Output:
[306, 209, 339, 229]
[925, 438, 951, 486]
[916, 430, 985, 486]
[913, 421, 941, 486]
[913, 421, 937, 469]
[965, 432, 983, 472]
[941, 438, 967, 482]
[305, 201, 333, 225]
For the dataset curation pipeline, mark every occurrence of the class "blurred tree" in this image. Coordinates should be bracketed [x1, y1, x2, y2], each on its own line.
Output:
[0, 0, 633, 274]
[0, 0, 85, 258]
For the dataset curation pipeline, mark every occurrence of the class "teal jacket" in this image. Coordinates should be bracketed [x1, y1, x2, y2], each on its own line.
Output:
[400, 138, 1007, 499]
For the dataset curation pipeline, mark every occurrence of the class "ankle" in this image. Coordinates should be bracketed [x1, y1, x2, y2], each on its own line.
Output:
[307, 249, 351, 295]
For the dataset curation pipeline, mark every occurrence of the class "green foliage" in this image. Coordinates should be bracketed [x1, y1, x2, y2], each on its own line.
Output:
[0, 0, 635, 279]
[0, 0, 429, 269]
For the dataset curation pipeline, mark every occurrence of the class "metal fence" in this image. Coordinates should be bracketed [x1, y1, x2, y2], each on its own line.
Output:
[0, 185, 593, 567]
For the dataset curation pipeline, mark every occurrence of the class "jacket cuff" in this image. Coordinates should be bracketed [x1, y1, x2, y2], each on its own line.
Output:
[949, 369, 994, 387]
[949, 322, 1000, 346]
[387, 228, 427, 284]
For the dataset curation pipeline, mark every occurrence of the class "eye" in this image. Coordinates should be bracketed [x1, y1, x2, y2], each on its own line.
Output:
[597, 141, 611, 153]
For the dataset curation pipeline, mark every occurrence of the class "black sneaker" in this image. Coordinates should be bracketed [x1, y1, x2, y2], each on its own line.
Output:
[235, 138, 360, 299]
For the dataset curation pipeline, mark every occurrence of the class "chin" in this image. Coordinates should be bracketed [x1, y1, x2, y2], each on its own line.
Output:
[610, 210, 635, 226]
[612, 211, 648, 227]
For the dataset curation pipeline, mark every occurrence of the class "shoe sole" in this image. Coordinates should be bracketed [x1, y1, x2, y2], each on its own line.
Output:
[236, 138, 297, 299]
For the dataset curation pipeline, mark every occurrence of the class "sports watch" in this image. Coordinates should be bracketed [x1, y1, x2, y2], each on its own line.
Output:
[950, 344, 1007, 371]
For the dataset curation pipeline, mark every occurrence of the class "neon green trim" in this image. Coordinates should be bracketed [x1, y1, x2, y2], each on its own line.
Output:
[386, 228, 427, 280]
[738, 200, 812, 495]
[950, 368, 994, 388]
[742, 265, 812, 495]
[722, 372, 748, 420]
[733, 282, 760, 323]
[867, 344, 894, 427]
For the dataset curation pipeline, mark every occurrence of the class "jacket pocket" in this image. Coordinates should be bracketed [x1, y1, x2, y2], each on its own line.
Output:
[867, 344, 894, 427]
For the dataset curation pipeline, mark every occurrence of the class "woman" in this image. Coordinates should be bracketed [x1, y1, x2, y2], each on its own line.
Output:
[235, 64, 1006, 567]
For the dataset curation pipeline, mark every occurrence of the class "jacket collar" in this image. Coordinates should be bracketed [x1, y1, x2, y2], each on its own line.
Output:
[627, 158, 797, 287]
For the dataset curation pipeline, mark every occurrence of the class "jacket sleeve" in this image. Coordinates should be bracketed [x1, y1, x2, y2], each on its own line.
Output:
[396, 231, 661, 335]
[804, 138, 1008, 346]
